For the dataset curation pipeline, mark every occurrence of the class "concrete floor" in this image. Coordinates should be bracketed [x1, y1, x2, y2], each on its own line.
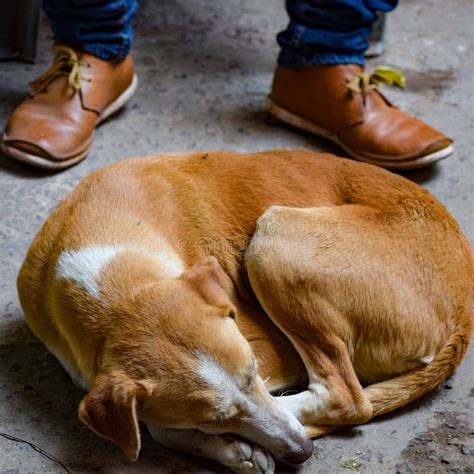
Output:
[0, 0, 473, 472]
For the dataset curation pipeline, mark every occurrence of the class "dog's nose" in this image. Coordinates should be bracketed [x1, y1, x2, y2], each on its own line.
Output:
[282, 436, 313, 465]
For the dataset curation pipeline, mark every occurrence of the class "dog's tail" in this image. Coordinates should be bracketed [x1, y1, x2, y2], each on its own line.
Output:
[306, 305, 472, 439]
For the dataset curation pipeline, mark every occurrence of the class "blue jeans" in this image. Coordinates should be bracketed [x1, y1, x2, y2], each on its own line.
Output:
[43, 0, 398, 65]
[279, 0, 398, 67]
[43, 0, 138, 61]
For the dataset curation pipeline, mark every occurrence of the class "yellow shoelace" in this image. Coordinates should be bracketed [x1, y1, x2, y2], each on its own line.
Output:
[347, 65, 406, 94]
[30, 44, 91, 92]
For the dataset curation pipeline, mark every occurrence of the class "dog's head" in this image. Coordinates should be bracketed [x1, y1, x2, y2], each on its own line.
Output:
[78, 257, 312, 463]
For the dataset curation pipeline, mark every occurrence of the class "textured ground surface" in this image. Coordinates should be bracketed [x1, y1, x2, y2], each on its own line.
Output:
[0, 0, 473, 472]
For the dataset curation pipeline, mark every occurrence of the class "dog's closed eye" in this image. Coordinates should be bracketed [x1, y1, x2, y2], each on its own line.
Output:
[224, 307, 236, 320]
[241, 357, 257, 393]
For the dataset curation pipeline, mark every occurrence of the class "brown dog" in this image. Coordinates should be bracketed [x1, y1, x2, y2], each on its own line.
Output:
[18, 150, 472, 473]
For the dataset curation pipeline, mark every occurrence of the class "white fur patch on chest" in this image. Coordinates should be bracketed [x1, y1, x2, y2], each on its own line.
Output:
[56, 243, 184, 298]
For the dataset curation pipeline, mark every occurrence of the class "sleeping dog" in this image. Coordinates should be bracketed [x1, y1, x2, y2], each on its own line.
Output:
[18, 150, 472, 472]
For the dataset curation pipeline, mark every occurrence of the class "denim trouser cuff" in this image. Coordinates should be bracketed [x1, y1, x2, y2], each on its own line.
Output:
[278, 0, 398, 68]
[82, 39, 132, 61]
[278, 52, 365, 68]
[43, 0, 137, 61]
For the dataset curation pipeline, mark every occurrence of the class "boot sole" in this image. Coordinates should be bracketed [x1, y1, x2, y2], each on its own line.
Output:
[1, 73, 138, 170]
[267, 97, 453, 170]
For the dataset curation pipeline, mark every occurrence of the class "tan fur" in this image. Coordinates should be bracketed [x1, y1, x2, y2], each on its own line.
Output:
[17, 150, 472, 467]
[245, 202, 472, 435]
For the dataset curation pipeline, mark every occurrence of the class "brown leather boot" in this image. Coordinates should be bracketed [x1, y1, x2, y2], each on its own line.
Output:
[268, 65, 453, 170]
[2, 44, 137, 169]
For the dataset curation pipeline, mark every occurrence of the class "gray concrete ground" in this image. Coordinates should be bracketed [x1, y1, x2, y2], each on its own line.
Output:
[0, 0, 473, 472]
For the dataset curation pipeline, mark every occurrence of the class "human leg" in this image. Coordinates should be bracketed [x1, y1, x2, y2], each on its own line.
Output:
[277, 0, 397, 67]
[269, 0, 453, 170]
[2, 0, 138, 169]
[43, 0, 138, 61]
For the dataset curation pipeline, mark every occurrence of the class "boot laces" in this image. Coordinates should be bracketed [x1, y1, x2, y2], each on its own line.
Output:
[347, 65, 406, 95]
[30, 44, 91, 93]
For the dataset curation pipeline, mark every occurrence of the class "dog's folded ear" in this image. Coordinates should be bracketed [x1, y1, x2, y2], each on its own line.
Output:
[183, 256, 235, 305]
[78, 372, 150, 461]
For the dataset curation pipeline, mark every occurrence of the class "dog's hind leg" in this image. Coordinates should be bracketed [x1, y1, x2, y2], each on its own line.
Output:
[245, 204, 471, 428]
[245, 205, 377, 426]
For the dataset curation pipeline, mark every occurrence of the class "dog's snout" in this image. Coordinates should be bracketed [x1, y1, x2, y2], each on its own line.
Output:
[236, 387, 313, 465]
[282, 436, 313, 465]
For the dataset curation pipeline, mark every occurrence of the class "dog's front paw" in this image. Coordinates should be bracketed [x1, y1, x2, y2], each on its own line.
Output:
[246, 444, 275, 474]
[219, 438, 275, 473]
